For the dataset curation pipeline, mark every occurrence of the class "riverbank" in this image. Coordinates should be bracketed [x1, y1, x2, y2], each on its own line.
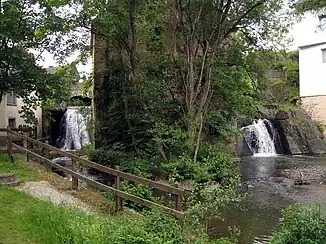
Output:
[0, 186, 188, 244]
[0, 154, 216, 243]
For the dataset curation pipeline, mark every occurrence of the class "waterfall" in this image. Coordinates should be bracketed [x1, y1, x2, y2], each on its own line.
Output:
[57, 107, 91, 150]
[242, 119, 277, 157]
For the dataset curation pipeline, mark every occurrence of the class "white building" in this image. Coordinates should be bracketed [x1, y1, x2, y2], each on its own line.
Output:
[0, 92, 42, 132]
[0, 66, 56, 136]
[295, 7, 326, 125]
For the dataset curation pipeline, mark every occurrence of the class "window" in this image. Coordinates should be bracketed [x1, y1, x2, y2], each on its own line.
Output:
[8, 118, 16, 128]
[7, 91, 17, 105]
[323, 49, 326, 63]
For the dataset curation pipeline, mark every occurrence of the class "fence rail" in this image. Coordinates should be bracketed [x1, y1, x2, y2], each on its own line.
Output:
[3, 127, 185, 219]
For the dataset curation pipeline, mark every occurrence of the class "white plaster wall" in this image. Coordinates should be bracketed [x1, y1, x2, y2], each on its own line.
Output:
[299, 43, 326, 97]
[0, 95, 42, 136]
[292, 12, 326, 48]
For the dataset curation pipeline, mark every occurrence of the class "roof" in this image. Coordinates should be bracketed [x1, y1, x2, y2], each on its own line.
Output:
[299, 41, 326, 49]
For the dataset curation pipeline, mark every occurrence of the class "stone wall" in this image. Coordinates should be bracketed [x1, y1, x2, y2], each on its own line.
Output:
[301, 96, 326, 125]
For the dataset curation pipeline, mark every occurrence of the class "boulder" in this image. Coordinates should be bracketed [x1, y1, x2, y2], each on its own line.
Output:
[275, 110, 290, 120]
[273, 109, 326, 154]
[258, 105, 279, 120]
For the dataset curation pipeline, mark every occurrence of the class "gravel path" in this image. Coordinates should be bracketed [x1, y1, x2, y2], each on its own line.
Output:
[20, 181, 89, 212]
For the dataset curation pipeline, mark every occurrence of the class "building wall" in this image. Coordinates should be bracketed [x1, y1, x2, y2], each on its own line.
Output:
[292, 12, 326, 48]
[0, 95, 42, 135]
[299, 42, 326, 97]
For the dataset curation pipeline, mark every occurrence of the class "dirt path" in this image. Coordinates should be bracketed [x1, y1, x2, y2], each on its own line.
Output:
[20, 181, 90, 212]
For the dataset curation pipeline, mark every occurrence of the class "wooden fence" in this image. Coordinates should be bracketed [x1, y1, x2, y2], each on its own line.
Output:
[4, 127, 185, 219]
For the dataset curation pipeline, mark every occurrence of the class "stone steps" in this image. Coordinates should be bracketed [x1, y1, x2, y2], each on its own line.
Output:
[0, 173, 20, 187]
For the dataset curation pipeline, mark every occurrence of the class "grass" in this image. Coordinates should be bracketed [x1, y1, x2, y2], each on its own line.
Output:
[0, 154, 42, 182]
[0, 186, 190, 244]
[0, 154, 198, 243]
[0, 186, 39, 243]
[0, 154, 215, 243]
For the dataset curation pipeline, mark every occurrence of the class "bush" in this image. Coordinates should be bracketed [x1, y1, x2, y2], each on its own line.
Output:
[120, 181, 154, 211]
[164, 148, 240, 185]
[270, 204, 326, 244]
[88, 147, 161, 178]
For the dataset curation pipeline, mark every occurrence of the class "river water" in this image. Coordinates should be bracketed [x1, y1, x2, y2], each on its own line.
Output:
[209, 155, 326, 243]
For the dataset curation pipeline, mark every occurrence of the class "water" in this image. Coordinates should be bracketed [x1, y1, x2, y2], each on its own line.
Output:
[58, 107, 91, 150]
[242, 119, 277, 157]
[210, 155, 326, 243]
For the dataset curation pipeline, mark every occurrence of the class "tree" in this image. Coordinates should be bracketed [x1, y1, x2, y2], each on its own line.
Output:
[0, 0, 76, 124]
[165, 0, 291, 160]
[295, 0, 326, 12]
[38, 0, 294, 160]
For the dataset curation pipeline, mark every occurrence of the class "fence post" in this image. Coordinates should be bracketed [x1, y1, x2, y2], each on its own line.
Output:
[174, 183, 181, 211]
[44, 140, 50, 159]
[6, 127, 13, 163]
[115, 166, 123, 211]
[23, 137, 29, 162]
[71, 159, 78, 189]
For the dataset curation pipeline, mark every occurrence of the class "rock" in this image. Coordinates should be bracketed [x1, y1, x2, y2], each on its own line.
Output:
[275, 110, 290, 120]
[273, 108, 326, 154]
[52, 157, 73, 168]
[258, 105, 279, 120]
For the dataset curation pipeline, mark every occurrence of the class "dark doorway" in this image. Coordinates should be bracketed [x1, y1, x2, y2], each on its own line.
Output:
[45, 110, 66, 147]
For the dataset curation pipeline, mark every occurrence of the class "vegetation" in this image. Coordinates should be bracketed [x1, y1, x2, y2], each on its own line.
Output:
[0, 154, 41, 182]
[0, 0, 79, 125]
[295, 0, 326, 13]
[0, 185, 237, 243]
[0, 0, 309, 242]
[270, 204, 326, 244]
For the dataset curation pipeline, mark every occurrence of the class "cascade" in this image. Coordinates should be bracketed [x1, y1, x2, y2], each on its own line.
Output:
[242, 119, 277, 157]
[57, 106, 91, 150]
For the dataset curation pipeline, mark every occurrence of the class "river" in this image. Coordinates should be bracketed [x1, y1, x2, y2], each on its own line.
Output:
[209, 155, 326, 243]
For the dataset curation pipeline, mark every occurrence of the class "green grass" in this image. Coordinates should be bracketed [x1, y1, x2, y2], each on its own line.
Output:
[0, 154, 213, 243]
[0, 154, 41, 182]
[0, 186, 39, 243]
[0, 186, 193, 244]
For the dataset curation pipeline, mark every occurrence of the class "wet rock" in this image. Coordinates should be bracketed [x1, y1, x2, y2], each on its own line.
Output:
[52, 157, 72, 168]
[273, 108, 326, 154]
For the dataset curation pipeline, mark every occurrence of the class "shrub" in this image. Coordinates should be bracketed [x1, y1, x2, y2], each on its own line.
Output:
[270, 204, 326, 244]
[88, 147, 161, 178]
[120, 181, 154, 211]
[164, 148, 240, 185]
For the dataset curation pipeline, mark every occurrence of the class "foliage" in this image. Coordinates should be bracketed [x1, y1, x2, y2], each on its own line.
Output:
[295, 0, 326, 13]
[0, 0, 77, 125]
[316, 121, 326, 134]
[120, 181, 154, 212]
[88, 148, 159, 178]
[0, 186, 212, 243]
[164, 147, 240, 184]
[185, 181, 242, 239]
[270, 204, 326, 244]
[245, 49, 299, 105]
[38, 0, 296, 161]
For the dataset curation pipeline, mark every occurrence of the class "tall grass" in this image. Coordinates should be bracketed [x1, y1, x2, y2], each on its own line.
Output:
[24, 202, 185, 244]
[0, 186, 189, 244]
